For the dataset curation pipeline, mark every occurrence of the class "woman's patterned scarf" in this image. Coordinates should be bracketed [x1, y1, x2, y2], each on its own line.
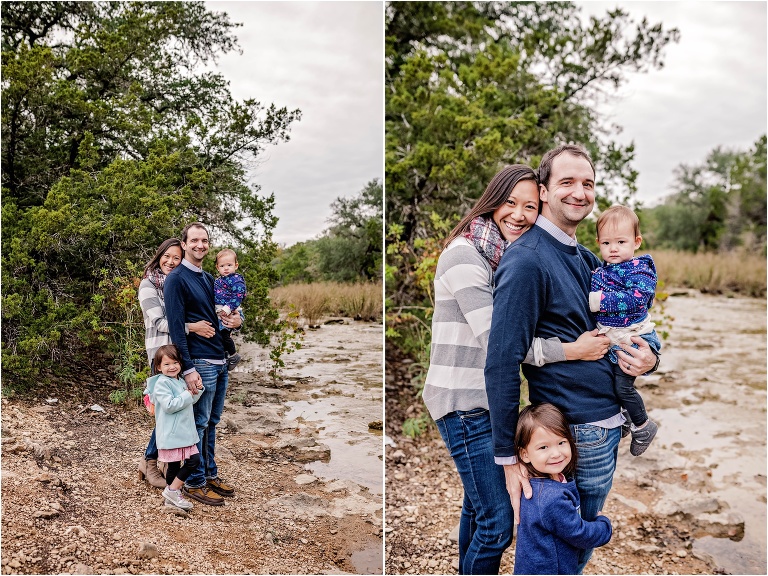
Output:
[145, 268, 166, 302]
[463, 216, 506, 271]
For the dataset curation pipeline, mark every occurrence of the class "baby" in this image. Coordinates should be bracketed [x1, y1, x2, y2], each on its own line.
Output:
[214, 249, 246, 371]
[589, 205, 661, 457]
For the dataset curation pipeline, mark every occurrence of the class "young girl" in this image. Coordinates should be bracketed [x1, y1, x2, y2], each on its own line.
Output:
[513, 403, 612, 575]
[143, 344, 204, 511]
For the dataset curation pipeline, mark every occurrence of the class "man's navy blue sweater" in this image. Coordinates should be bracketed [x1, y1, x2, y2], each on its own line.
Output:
[485, 226, 619, 457]
[165, 261, 225, 373]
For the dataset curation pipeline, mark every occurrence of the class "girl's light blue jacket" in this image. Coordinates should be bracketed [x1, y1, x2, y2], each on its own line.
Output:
[143, 374, 202, 450]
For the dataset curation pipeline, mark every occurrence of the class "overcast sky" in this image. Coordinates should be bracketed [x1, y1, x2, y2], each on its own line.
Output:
[205, 1, 383, 246]
[575, 1, 767, 205]
[203, 1, 766, 243]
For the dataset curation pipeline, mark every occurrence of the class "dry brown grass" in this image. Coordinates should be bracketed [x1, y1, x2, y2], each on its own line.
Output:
[650, 249, 766, 298]
[271, 281, 383, 324]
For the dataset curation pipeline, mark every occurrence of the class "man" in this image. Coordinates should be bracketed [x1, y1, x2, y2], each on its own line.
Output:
[484, 145, 659, 571]
[165, 222, 242, 506]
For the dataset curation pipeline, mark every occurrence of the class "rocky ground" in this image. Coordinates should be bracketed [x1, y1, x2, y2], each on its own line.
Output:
[1, 320, 384, 575]
[384, 292, 765, 575]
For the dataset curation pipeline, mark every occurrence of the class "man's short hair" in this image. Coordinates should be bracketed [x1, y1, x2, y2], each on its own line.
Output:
[538, 144, 595, 189]
[181, 222, 209, 243]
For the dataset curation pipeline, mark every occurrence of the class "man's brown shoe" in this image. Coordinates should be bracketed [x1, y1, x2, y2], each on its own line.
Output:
[207, 477, 235, 497]
[182, 485, 225, 506]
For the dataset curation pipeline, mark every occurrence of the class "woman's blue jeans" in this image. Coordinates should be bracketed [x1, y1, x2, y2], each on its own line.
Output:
[435, 409, 513, 575]
[144, 428, 158, 460]
[569, 424, 621, 573]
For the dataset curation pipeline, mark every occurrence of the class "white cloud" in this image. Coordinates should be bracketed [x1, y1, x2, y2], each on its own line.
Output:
[576, 1, 767, 203]
[205, 1, 383, 245]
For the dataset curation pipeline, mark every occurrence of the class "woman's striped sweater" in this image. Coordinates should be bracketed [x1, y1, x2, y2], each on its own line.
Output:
[423, 237, 565, 421]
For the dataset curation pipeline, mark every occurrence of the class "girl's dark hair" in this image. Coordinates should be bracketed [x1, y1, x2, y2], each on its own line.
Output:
[443, 164, 539, 247]
[143, 238, 182, 278]
[515, 403, 578, 479]
[153, 344, 181, 373]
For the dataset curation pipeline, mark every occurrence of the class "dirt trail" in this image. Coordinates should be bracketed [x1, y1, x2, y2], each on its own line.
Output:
[384, 292, 766, 575]
[1, 319, 384, 575]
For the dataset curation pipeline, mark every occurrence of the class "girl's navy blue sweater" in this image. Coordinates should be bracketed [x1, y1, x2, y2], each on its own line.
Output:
[514, 477, 612, 574]
[485, 226, 619, 457]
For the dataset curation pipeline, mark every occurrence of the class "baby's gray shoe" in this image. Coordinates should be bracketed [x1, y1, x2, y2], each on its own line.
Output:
[226, 353, 241, 371]
[620, 410, 631, 438]
[630, 419, 658, 456]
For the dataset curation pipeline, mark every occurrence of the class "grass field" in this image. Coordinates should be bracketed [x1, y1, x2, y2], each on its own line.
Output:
[270, 281, 383, 325]
[650, 249, 766, 298]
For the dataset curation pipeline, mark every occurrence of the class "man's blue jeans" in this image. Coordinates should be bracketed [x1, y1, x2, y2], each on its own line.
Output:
[435, 409, 513, 575]
[569, 424, 621, 573]
[185, 360, 228, 488]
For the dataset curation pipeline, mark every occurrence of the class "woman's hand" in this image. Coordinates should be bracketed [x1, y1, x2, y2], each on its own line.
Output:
[562, 329, 610, 361]
[616, 337, 658, 376]
[504, 463, 532, 525]
[189, 320, 215, 338]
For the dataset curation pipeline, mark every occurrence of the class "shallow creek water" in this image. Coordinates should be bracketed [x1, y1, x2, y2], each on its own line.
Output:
[235, 320, 383, 574]
[621, 293, 766, 574]
[281, 322, 383, 494]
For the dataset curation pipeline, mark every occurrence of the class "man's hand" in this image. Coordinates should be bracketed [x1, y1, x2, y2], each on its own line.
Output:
[616, 336, 657, 376]
[184, 371, 202, 394]
[188, 320, 215, 338]
[563, 329, 610, 361]
[504, 463, 532, 526]
[222, 311, 242, 330]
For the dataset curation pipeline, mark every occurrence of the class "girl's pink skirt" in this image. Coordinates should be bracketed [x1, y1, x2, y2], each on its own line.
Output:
[158, 445, 199, 463]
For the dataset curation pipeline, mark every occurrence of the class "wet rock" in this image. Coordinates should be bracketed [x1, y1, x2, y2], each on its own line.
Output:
[274, 435, 331, 463]
[611, 493, 647, 513]
[137, 542, 158, 559]
[295, 474, 318, 486]
[654, 495, 721, 517]
[696, 511, 745, 540]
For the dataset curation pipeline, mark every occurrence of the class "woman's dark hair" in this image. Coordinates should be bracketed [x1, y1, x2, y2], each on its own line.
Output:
[515, 403, 578, 479]
[443, 164, 539, 247]
[153, 344, 181, 373]
[143, 238, 182, 278]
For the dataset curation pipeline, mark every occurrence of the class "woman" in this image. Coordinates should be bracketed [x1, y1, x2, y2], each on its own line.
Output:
[137, 238, 215, 488]
[422, 165, 608, 575]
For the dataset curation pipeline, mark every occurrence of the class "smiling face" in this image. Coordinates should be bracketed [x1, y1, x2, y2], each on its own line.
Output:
[597, 219, 642, 264]
[182, 225, 210, 267]
[491, 179, 540, 243]
[158, 354, 180, 378]
[519, 426, 573, 481]
[159, 245, 182, 275]
[540, 152, 596, 235]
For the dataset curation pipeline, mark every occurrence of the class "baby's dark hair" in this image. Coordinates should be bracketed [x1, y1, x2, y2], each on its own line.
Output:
[153, 344, 181, 373]
[515, 403, 578, 479]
